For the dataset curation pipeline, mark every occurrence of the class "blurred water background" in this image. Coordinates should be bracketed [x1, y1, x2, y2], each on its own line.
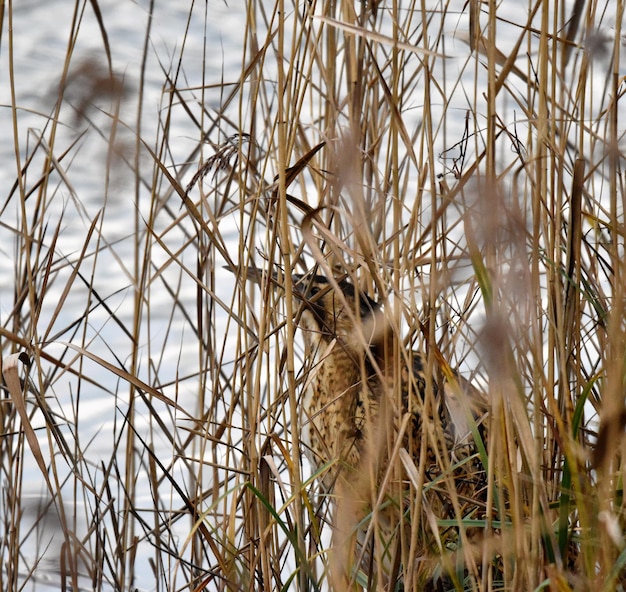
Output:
[1, 2, 244, 589]
[1, 1, 625, 590]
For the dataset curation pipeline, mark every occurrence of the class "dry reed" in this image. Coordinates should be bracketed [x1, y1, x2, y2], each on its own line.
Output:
[1, 0, 625, 590]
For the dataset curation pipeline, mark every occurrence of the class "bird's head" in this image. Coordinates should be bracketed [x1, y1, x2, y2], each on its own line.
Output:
[291, 274, 382, 351]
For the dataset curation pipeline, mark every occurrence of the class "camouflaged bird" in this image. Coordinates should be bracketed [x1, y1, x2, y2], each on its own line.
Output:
[290, 273, 489, 589]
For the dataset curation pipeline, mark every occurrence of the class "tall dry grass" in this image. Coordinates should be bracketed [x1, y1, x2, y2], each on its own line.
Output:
[1, 0, 625, 590]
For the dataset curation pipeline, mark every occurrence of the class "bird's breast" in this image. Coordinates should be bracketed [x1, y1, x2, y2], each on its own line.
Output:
[299, 343, 373, 473]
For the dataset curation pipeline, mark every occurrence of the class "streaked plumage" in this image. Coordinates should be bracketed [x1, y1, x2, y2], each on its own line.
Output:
[290, 273, 489, 589]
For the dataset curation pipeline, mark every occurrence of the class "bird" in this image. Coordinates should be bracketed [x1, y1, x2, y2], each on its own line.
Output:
[288, 272, 490, 590]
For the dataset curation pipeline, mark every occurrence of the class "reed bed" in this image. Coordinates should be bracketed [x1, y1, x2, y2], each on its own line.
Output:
[1, 0, 625, 590]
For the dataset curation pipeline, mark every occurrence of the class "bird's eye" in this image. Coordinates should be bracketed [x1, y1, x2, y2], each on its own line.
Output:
[308, 286, 321, 297]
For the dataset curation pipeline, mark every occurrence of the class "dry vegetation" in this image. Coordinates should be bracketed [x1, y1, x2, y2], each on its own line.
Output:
[1, 0, 625, 590]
